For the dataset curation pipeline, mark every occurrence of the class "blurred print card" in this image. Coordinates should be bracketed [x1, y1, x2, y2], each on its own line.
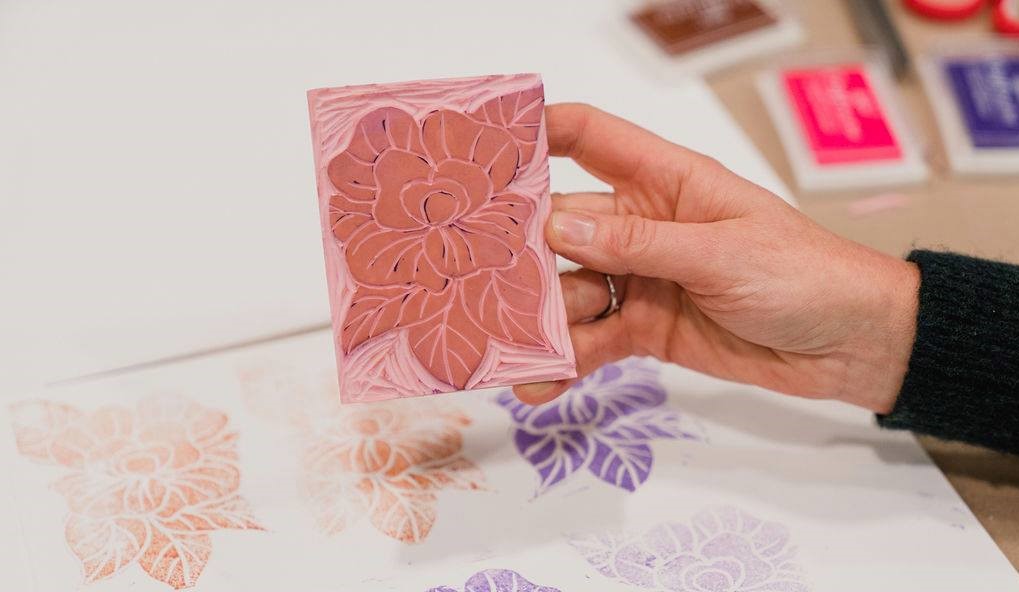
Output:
[630, 0, 778, 56]
[757, 55, 928, 191]
[307, 74, 575, 403]
[3, 331, 1018, 591]
[919, 45, 1019, 175]
[617, 0, 804, 78]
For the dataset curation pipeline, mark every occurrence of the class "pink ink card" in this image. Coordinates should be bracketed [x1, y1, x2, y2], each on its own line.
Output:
[782, 64, 902, 165]
[308, 74, 576, 403]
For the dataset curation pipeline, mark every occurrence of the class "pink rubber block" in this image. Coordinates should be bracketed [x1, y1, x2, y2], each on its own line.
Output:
[308, 74, 577, 403]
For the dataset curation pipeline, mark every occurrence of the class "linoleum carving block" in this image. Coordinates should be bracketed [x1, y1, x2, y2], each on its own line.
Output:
[308, 74, 576, 402]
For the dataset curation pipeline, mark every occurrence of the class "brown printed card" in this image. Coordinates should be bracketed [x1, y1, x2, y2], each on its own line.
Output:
[630, 0, 777, 56]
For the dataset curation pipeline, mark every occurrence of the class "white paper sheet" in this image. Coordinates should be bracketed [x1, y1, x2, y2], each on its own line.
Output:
[0, 0, 790, 389]
[2, 331, 1015, 591]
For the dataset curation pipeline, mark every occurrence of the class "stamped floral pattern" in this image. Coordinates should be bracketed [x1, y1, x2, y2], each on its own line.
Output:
[240, 365, 485, 543]
[327, 87, 550, 390]
[495, 358, 701, 494]
[570, 506, 810, 592]
[427, 569, 562, 592]
[8, 395, 263, 589]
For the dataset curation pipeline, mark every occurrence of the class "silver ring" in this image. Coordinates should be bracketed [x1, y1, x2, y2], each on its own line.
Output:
[593, 274, 621, 320]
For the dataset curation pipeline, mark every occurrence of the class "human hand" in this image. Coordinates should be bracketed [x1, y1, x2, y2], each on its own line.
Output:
[514, 104, 919, 413]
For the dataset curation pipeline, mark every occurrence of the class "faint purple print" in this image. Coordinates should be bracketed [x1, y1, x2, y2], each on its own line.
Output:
[495, 358, 701, 494]
[426, 569, 562, 592]
[570, 506, 810, 592]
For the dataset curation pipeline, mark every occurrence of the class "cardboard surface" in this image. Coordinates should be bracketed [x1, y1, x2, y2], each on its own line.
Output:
[708, 0, 1019, 570]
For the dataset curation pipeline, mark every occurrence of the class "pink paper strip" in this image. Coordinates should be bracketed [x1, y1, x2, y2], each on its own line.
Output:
[308, 74, 576, 403]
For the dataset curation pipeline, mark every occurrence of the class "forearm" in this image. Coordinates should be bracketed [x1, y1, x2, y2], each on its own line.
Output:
[878, 250, 1019, 454]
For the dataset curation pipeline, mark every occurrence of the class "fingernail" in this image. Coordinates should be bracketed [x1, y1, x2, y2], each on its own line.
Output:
[551, 211, 596, 246]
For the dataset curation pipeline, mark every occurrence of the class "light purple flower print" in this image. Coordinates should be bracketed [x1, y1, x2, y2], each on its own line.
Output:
[495, 358, 701, 494]
[427, 569, 562, 592]
[570, 506, 810, 592]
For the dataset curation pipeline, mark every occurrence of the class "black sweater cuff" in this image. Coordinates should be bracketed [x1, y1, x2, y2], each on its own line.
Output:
[877, 250, 1019, 454]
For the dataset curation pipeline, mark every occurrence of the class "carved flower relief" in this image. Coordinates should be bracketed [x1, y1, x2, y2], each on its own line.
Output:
[326, 88, 550, 389]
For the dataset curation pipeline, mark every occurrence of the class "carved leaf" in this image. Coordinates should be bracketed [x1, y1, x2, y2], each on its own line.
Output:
[407, 290, 489, 389]
[342, 284, 452, 352]
[469, 86, 544, 168]
[462, 247, 547, 348]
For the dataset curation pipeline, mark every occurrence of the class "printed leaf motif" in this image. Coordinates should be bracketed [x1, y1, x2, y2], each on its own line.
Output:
[243, 380, 489, 545]
[469, 86, 545, 167]
[369, 480, 439, 543]
[162, 494, 263, 532]
[513, 428, 590, 494]
[139, 526, 212, 590]
[602, 409, 698, 442]
[392, 455, 486, 492]
[570, 506, 811, 592]
[9, 400, 85, 466]
[496, 358, 702, 495]
[587, 436, 653, 493]
[9, 395, 263, 590]
[65, 514, 145, 584]
[427, 569, 563, 592]
[463, 247, 547, 348]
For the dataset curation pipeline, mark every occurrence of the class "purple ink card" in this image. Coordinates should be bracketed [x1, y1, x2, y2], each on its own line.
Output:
[944, 57, 1019, 149]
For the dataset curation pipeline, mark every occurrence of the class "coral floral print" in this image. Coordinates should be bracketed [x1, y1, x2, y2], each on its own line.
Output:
[328, 88, 546, 389]
[571, 506, 810, 592]
[8, 395, 263, 589]
[240, 365, 485, 543]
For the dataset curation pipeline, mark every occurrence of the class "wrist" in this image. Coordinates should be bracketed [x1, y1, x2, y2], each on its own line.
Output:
[837, 255, 920, 413]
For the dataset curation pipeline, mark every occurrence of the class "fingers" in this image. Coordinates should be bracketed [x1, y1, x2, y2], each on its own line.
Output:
[546, 103, 689, 186]
[560, 268, 627, 323]
[551, 191, 618, 215]
[546, 209, 721, 284]
[514, 313, 631, 405]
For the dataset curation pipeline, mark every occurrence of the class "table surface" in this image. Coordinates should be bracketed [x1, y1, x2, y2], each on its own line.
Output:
[708, 0, 1019, 570]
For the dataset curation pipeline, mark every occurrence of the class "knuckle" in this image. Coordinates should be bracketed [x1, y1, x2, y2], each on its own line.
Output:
[610, 216, 658, 267]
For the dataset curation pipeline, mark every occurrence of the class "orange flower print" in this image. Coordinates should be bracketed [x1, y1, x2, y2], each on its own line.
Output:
[9, 395, 263, 589]
[240, 365, 485, 543]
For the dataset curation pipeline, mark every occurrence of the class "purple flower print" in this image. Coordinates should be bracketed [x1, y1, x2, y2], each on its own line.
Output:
[495, 358, 701, 494]
[427, 569, 562, 592]
[570, 506, 810, 592]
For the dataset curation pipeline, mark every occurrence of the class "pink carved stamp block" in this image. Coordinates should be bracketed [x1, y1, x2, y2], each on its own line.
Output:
[308, 74, 576, 403]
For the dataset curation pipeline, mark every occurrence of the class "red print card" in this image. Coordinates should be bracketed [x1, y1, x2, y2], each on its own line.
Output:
[308, 74, 576, 403]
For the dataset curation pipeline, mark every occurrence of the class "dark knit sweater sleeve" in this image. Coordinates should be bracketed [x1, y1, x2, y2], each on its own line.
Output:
[877, 250, 1019, 454]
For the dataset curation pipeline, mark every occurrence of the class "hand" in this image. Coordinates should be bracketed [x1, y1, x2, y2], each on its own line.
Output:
[514, 104, 920, 413]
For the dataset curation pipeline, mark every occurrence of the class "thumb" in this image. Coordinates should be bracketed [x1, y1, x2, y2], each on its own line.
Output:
[546, 210, 718, 281]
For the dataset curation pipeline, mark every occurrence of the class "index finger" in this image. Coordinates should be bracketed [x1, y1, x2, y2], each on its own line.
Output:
[545, 103, 689, 186]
